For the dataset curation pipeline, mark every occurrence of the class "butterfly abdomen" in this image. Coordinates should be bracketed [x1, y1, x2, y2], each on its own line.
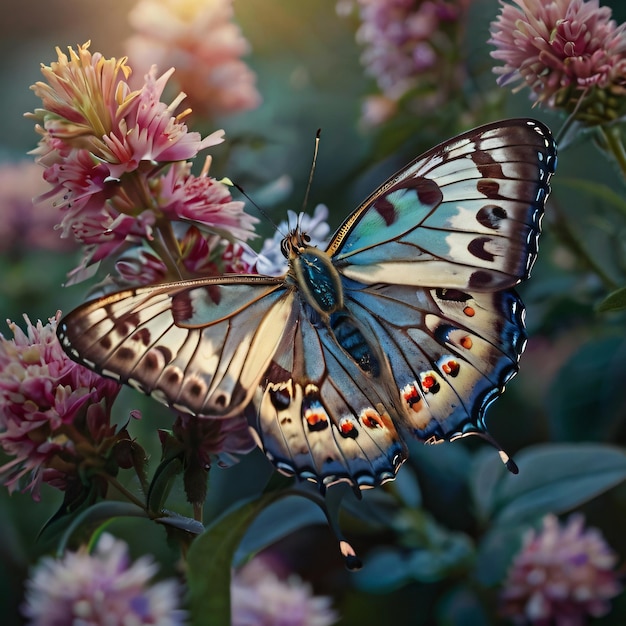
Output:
[330, 311, 380, 377]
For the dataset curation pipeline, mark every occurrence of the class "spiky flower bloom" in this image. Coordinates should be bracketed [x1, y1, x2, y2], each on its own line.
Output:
[489, 0, 626, 124]
[28, 43, 255, 283]
[501, 514, 622, 625]
[231, 557, 338, 626]
[0, 313, 122, 499]
[126, 0, 261, 119]
[22, 533, 185, 625]
[340, 0, 471, 125]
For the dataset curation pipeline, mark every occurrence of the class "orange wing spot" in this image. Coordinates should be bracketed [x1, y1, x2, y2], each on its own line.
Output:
[460, 336, 473, 349]
[361, 408, 384, 429]
[304, 409, 327, 426]
[305, 409, 329, 431]
[339, 418, 358, 438]
[442, 360, 460, 377]
[422, 374, 436, 389]
[421, 372, 441, 394]
[402, 383, 422, 411]
[463, 305, 475, 317]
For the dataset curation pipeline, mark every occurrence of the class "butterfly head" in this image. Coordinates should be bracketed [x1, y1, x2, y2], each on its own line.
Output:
[281, 229, 312, 259]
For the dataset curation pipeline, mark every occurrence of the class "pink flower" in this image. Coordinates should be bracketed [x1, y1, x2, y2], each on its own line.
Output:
[501, 514, 623, 625]
[154, 160, 257, 243]
[231, 557, 338, 626]
[29, 43, 216, 179]
[0, 313, 121, 499]
[342, 0, 471, 121]
[126, 0, 261, 118]
[28, 43, 252, 283]
[489, 0, 626, 121]
[22, 532, 185, 625]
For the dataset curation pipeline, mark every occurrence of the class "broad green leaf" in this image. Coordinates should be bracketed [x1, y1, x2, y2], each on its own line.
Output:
[598, 286, 626, 312]
[481, 444, 626, 525]
[548, 336, 626, 442]
[186, 492, 283, 626]
[234, 496, 326, 565]
[473, 524, 526, 587]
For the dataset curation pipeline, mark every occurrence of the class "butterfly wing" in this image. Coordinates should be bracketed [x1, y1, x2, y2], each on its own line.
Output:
[326, 118, 556, 448]
[57, 277, 294, 418]
[246, 299, 408, 491]
[328, 118, 556, 291]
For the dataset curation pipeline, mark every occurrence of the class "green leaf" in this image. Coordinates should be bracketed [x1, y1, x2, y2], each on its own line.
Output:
[598, 286, 626, 312]
[234, 496, 326, 565]
[476, 443, 626, 526]
[548, 336, 626, 441]
[147, 454, 184, 514]
[56, 501, 149, 556]
[186, 492, 283, 626]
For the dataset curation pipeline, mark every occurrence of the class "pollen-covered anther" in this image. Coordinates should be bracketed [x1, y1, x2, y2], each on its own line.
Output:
[421, 372, 440, 394]
[442, 359, 460, 377]
[361, 407, 384, 429]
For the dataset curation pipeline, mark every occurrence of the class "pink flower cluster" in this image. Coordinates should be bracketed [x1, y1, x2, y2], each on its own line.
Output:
[28, 43, 256, 285]
[126, 0, 261, 119]
[501, 514, 622, 625]
[340, 0, 471, 125]
[490, 0, 626, 121]
[0, 313, 121, 499]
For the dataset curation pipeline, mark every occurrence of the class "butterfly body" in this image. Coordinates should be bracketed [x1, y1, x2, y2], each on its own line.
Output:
[58, 119, 557, 491]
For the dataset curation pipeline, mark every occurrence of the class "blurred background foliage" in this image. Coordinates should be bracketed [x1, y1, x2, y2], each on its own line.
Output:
[2, 1, 626, 624]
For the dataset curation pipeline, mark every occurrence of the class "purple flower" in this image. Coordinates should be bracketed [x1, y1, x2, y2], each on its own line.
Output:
[0, 161, 76, 254]
[22, 533, 185, 625]
[243, 204, 331, 276]
[231, 557, 338, 626]
[0, 313, 121, 499]
[501, 514, 623, 625]
[489, 0, 626, 122]
[341, 0, 471, 124]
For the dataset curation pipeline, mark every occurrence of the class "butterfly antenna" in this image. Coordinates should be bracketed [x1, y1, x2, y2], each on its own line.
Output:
[232, 181, 286, 237]
[300, 129, 322, 224]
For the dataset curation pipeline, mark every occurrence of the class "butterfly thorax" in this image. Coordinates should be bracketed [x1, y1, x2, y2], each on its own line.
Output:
[283, 229, 344, 318]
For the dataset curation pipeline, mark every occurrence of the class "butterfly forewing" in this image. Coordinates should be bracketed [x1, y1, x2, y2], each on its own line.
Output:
[58, 277, 291, 418]
[329, 119, 556, 291]
[58, 118, 557, 491]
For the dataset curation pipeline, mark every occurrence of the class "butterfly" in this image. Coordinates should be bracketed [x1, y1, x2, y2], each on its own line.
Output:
[57, 118, 557, 492]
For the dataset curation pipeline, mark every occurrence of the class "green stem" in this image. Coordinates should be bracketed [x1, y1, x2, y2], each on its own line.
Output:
[100, 473, 147, 511]
[598, 124, 626, 181]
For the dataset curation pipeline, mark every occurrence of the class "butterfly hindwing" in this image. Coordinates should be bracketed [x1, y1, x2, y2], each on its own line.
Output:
[247, 301, 408, 490]
[329, 119, 556, 291]
[343, 282, 526, 442]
